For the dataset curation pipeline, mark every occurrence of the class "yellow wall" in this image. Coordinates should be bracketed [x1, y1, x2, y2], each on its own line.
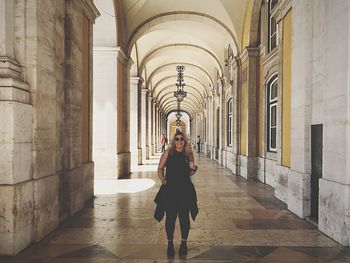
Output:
[242, 0, 254, 49]
[240, 63, 248, 156]
[281, 9, 292, 167]
[81, 14, 90, 163]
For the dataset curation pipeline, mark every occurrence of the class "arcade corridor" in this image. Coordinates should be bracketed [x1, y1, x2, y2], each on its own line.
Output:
[1, 153, 349, 263]
[2, 0, 350, 257]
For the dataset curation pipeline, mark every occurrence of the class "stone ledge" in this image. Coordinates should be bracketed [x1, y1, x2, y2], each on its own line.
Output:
[0, 58, 22, 78]
[0, 86, 30, 103]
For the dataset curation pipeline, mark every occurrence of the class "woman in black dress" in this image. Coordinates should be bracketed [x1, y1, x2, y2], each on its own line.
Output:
[154, 130, 198, 257]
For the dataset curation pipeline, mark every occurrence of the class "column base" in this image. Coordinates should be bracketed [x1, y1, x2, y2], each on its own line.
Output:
[146, 145, 150, 160]
[287, 170, 311, 218]
[319, 179, 350, 246]
[138, 148, 142, 165]
[116, 152, 131, 179]
[238, 155, 258, 180]
[60, 162, 94, 219]
[0, 181, 34, 255]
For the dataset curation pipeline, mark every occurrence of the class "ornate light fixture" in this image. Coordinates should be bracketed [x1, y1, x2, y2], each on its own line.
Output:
[175, 101, 182, 127]
[174, 66, 187, 102]
[174, 66, 186, 127]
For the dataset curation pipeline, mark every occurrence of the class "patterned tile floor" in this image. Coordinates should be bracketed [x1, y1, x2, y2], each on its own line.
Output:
[1, 153, 350, 262]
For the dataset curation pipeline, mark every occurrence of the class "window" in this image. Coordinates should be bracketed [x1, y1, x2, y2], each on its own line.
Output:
[227, 45, 233, 82]
[267, 76, 278, 152]
[268, 0, 278, 52]
[227, 99, 233, 146]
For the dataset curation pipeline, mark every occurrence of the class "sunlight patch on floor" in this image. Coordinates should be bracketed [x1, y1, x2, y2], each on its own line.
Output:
[94, 178, 156, 195]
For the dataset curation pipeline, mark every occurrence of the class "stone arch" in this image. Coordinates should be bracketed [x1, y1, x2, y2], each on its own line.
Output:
[126, 12, 240, 56]
[139, 44, 223, 78]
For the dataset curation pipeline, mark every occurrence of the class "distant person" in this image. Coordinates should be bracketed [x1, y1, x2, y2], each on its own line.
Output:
[161, 133, 166, 153]
[154, 130, 198, 257]
[196, 135, 201, 153]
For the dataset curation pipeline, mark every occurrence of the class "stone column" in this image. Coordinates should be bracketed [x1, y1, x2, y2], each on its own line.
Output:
[219, 79, 225, 165]
[146, 96, 153, 159]
[314, 0, 350, 246]
[130, 77, 140, 171]
[232, 58, 240, 175]
[289, 0, 312, 218]
[115, 50, 132, 178]
[151, 101, 156, 154]
[206, 96, 212, 157]
[211, 94, 215, 159]
[141, 88, 148, 163]
[239, 47, 259, 180]
[137, 79, 144, 165]
[93, 48, 118, 179]
[0, 0, 33, 255]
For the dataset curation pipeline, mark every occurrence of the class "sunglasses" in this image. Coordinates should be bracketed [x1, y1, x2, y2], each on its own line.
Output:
[175, 137, 184, 142]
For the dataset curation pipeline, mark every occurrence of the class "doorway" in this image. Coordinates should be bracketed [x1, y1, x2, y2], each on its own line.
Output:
[310, 124, 323, 222]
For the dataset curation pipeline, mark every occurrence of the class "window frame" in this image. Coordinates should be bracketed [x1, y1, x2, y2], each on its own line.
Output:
[268, 0, 278, 53]
[267, 76, 278, 152]
[227, 98, 233, 146]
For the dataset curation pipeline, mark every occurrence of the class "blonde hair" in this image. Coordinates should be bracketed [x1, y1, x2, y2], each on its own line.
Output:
[168, 130, 193, 158]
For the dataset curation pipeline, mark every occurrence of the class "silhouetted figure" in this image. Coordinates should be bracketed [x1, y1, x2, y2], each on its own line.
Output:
[196, 135, 201, 153]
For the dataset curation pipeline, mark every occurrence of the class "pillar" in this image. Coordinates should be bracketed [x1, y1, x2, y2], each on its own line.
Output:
[141, 88, 148, 163]
[137, 79, 144, 165]
[115, 50, 132, 178]
[146, 96, 153, 159]
[130, 77, 140, 171]
[239, 47, 259, 180]
[0, 0, 33, 255]
[289, 0, 312, 218]
[93, 47, 118, 179]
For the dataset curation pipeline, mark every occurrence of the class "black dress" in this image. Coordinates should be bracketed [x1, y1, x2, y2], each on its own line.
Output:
[154, 150, 198, 222]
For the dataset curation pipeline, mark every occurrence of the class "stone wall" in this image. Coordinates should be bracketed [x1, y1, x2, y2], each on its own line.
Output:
[0, 0, 99, 255]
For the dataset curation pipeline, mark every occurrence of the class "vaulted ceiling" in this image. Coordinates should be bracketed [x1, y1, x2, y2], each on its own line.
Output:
[94, 0, 252, 118]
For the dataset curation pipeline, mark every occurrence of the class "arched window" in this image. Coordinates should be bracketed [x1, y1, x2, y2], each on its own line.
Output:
[227, 99, 233, 146]
[268, 0, 278, 52]
[267, 76, 278, 152]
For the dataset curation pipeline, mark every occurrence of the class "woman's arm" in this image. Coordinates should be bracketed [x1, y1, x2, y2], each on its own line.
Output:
[158, 150, 169, 184]
[188, 152, 198, 176]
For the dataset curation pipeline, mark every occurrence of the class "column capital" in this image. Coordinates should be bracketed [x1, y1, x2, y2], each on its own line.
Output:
[239, 47, 260, 62]
[141, 88, 149, 95]
[130, 76, 141, 85]
[116, 47, 127, 64]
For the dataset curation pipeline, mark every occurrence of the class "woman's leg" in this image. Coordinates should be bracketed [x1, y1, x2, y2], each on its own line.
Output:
[178, 209, 190, 256]
[178, 209, 190, 240]
[165, 209, 177, 241]
[165, 209, 177, 257]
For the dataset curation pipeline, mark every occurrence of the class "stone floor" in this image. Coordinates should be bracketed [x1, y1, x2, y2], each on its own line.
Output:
[1, 153, 350, 262]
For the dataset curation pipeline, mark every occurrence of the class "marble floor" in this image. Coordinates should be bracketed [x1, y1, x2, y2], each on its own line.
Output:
[1, 153, 350, 262]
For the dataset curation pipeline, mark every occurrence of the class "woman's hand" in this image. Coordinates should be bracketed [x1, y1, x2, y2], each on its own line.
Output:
[161, 178, 167, 185]
[189, 162, 198, 176]
[189, 162, 196, 170]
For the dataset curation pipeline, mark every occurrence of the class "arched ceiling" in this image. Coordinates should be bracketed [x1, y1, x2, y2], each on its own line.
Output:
[121, 0, 250, 117]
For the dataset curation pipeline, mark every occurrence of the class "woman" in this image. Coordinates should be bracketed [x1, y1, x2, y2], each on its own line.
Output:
[161, 133, 166, 153]
[154, 130, 198, 257]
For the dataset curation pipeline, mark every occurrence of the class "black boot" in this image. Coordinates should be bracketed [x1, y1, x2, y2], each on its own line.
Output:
[167, 241, 175, 257]
[179, 240, 188, 256]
